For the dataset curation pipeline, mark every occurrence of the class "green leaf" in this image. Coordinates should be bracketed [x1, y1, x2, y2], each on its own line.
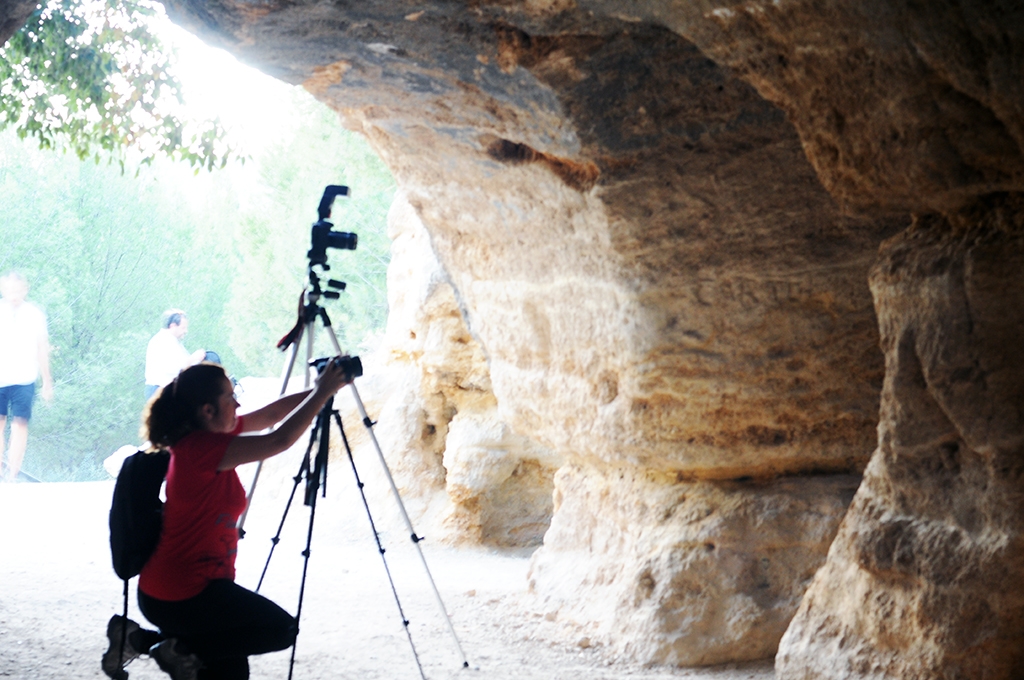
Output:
[0, 0, 236, 171]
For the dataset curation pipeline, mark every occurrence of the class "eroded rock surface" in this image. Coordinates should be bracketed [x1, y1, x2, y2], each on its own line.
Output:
[374, 191, 561, 547]
[0, 1, 35, 44]
[776, 196, 1024, 678]
[529, 464, 860, 665]
[589, 0, 1024, 214]
[7, 0, 1018, 670]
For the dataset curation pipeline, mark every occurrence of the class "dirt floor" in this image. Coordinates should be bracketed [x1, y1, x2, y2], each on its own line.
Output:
[0, 476, 775, 680]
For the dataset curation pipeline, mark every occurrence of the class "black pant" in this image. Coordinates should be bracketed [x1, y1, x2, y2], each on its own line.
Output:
[139, 579, 297, 680]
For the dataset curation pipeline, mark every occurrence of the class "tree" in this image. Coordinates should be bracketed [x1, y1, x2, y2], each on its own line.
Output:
[0, 86, 395, 482]
[0, 128, 244, 480]
[0, 0, 232, 170]
[1, 6, 395, 481]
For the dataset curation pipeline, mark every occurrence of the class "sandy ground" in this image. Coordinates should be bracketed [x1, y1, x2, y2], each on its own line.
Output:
[0, 474, 775, 680]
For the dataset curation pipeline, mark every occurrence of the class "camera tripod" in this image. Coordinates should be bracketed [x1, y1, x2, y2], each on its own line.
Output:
[239, 271, 469, 679]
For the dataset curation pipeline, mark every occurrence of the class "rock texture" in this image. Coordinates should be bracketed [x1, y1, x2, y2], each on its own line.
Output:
[586, 0, 1024, 214]
[776, 196, 1024, 678]
[372, 191, 562, 547]
[8, 0, 1022, 672]
[529, 465, 860, 664]
[0, 1, 36, 46]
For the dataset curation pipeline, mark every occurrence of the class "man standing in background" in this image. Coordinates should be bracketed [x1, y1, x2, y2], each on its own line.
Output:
[0, 272, 53, 482]
[145, 309, 206, 399]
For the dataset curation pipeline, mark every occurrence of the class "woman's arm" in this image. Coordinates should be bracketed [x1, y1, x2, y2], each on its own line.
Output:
[239, 390, 311, 433]
[218, 360, 351, 470]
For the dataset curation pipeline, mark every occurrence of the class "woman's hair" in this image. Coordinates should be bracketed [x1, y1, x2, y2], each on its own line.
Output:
[142, 362, 228, 448]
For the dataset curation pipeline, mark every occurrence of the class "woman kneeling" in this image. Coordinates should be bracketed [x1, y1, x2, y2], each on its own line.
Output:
[131, 360, 349, 680]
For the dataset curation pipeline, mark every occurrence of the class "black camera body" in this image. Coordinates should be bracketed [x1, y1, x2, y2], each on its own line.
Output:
[310, 355, 363, 380]
[307, 185, 357, 266]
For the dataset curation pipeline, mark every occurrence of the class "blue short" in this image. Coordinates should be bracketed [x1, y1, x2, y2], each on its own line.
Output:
[0, 383, 35, 421]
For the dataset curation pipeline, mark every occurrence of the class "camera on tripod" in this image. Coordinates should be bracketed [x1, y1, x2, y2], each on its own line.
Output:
[307, 184, 357, 267]
[310, 355, 363, 381]
[246, 185, 469, 677]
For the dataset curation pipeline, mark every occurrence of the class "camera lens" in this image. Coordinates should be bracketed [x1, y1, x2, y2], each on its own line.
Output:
[326, 230, 357, 251]
[335, 356, 363, 378]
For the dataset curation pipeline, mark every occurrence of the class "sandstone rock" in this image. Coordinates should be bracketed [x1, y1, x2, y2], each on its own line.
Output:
[528, 464, 860, 665]
[0, 1, 36, 45]
[776, 195, 1024, 678]
[597, 0, 1024, 213]
[369, 191, 561, 546]
[161, 1, 902, 477]
[155, 0, 903, 663]
[442, 409, 561, 546]
[7, 0, 1020, 671]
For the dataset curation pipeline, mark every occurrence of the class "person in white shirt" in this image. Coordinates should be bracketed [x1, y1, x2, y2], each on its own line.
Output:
[0, 272, 53, 482]
[145, 310, 205, 399]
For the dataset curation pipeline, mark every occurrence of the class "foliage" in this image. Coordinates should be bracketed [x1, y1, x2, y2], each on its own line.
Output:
[0, 132, 240, 480]
[227, 95, 395, 377]
[0, 0, 232, 171]
[0, 87, 395, 482]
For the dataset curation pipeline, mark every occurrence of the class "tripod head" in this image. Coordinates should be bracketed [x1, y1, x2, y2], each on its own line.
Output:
[307, 266, 347, 301]
[275, 263, 349, 354]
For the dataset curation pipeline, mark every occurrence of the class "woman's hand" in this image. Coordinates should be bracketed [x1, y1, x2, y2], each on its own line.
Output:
[313, 356, 353, 396]
[218, 355, 355, 471]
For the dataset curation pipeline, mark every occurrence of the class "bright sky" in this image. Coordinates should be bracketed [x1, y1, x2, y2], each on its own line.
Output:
[139, 12, 321, 208]
[152, 15, 302, 157]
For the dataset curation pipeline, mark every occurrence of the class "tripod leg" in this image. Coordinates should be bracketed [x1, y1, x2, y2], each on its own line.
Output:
[332, 411, 427, 680]
[238, 323, 307, 535]
[255, 423, 318, 593]
[287, 400, 333, 680]
[288, 468, 319, 680]
[350, 380, 471, 669]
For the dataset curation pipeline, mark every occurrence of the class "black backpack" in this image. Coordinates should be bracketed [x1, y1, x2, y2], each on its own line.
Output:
[109, 449, 170, 580]
[107, 449, 169, 666]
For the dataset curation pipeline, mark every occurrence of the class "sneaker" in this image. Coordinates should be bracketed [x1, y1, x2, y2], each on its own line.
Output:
[150, 638, 203, 680]
[102, 615, 142, 679]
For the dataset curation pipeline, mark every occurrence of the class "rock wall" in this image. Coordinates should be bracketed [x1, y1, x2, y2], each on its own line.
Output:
[529, 465, 860, 664]
[7, 0, 1020, 672]
[639, 3, 1024, 675]
[149, 0, 983, 666]
[776, 197, 1024, 677]
[372, 191, 562, 547]
[0, 1, 35, 44]
[583, 0, 1024, 214]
